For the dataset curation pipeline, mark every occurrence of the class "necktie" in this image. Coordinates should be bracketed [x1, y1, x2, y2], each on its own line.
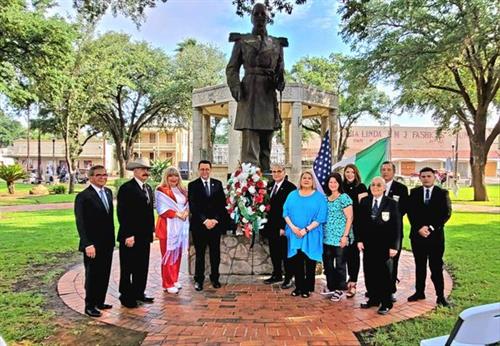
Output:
[424, 188, 430, 205]
[371, 199, 379, 219]
[99, 189, 109, 212]
[271, 184, 278, 197]
[143, 184, 150, 204]
[204, 181, 210, 196]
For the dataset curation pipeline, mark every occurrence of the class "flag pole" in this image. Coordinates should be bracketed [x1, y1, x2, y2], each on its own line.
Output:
[388, 113, 392, 161]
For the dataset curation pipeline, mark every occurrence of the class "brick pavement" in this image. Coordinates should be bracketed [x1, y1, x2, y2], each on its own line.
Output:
[58, 242, 452, 345]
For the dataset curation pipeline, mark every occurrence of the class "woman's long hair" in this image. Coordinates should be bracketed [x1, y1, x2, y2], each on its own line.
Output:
[324, 172, 344, 196]
[159, 166, 187, 195]
[343, 163, 362, 186]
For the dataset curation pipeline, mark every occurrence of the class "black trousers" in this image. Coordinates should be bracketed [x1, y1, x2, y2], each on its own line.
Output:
[193, 230, 221, 283]
[346, 241, 360, 283]
[411, 236, 445, 297]
[291, 250, 317, 293]
[268, 234, 291, 280]
[241, 130, 273, 172]
[363, 247, 392, 307]
[323, 244, 348, 291]
[390, 236, 403, 293]
[119, 241, 150, 302]
[83, 248, 113, 308]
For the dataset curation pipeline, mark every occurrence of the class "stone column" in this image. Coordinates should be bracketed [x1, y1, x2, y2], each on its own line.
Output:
[201, 113, 211, 160]
[329, 108, 338, 163]
[283, 118, 291, 165]
[191, 107, 202, 177]
[227, 101, 241, 173]
[321, 116, 328, 137]
[290, 102, 302, 183]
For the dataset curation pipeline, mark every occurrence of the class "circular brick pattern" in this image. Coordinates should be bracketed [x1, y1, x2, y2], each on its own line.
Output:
[58, 242, 452, 345]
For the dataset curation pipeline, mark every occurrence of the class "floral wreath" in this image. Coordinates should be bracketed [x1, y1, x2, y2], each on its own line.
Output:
[225, 163, 270, 239]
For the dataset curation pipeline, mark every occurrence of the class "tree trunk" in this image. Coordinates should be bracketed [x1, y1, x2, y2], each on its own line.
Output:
[116, 145, 126, 178]
[7, 181, 15, 194]
[68, 158, 77, 194]
[469, 141, 488, 201]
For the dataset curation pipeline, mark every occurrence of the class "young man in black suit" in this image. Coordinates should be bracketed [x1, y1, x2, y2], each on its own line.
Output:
[117, 157, 155, 308]
[74, 165, 115, 317]
[380, 161, 408, 301]
[188, 160, 227, 291]
[407, 167, 452, 306]
[357, 177, 401, 315]
[262, 163, 296, 288]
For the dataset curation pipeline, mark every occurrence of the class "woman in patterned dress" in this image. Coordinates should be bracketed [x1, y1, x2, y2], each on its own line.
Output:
[321, 172, 354, 302]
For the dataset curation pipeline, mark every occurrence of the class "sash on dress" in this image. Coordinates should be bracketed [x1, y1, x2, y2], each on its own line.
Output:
[155, 190, 189, 265]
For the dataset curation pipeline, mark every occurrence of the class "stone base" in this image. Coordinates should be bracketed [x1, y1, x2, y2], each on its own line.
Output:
[189, 234, 273, 276]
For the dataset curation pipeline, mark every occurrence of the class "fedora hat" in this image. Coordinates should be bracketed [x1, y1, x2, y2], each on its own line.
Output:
[126, 157, 151, 170]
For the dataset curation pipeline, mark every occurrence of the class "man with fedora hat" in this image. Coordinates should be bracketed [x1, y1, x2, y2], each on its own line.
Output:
[117, 157, 155, 308]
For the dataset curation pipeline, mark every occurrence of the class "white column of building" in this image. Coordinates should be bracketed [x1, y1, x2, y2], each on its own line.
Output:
[329, 108, 338, 163]
[191, 107, 202, 177]
[283, 118, 291, 165]
[290, 102, 302, 183]
[201, 113, 211, 160]
[227, 100, 241, 173]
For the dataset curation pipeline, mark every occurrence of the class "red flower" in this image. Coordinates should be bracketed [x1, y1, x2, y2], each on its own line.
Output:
[258, 188, 266, 195]
[235, 181, 240, 189]
[255, 195, 264, 204]
[265, 205, 271, 212]
[256, 181, 264, 188]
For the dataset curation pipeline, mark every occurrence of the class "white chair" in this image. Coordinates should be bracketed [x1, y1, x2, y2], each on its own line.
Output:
[420, 302, 500, 346]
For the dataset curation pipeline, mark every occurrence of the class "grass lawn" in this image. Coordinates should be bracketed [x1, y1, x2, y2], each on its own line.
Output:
[0, 209, 498, 344]
[0, 182, 86, 206]
[449, 184, 500, 206]
[362, 212, 500, 345]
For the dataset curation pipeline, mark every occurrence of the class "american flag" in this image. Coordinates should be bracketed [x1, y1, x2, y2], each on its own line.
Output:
[313, 130, 332, 193]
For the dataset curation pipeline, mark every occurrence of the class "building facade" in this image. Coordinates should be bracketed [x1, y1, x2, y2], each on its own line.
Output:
[133, 127, 188, 166]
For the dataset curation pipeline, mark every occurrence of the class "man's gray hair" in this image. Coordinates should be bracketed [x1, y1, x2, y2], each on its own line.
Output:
[88, 165, 105, 177]
[271, 163, 285, 170]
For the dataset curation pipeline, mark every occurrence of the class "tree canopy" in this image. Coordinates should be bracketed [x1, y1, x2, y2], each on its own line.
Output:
[0, 111, 24, 147]
[339, 0, 499, 201]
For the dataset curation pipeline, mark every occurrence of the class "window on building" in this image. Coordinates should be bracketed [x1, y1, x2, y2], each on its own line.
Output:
[149, 133, 156, 143]
[166, 133, 174, 143]
[149, 152, 154, 160]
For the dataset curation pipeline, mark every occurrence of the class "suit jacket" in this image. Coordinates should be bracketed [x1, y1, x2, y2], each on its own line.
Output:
[262, 178, 296, 238]
[385, 180, 409, 217]
[74, 186, 115, 251]
[407, 185, 452, 240]
[188, 177, 227, 233]
[117, 179, 155, 243]
[357, 195, 401, 253]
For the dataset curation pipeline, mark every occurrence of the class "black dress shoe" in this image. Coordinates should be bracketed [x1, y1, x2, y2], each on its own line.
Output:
[97, 304, 113, 310]
[212, 281, 221, 289]
[194, 282, 203, 291]
[281, 280, 293, 289]
[391, 294, 397, 302]
[85, 307, 102, 317]
[120, 300, 138, 308]
[264, 276, 283, 284]
[377, 306, 391, 315]
[361, 300, 379, 309]
[291, 289, 301, 297]
[436, 296, 450, 307]
[138, 296, 154, 304]
[407, 292, 426, 302]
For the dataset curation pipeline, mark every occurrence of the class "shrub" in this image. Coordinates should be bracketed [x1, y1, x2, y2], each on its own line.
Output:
[0, 164, 28, 194]
[150, 159, 172, 183]
[50, 185, 66, 194]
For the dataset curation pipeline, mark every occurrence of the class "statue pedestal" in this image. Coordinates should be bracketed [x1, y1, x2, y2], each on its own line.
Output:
[189, 234, 273, 276]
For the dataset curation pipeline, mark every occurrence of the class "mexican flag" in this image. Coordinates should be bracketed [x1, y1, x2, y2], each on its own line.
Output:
[332, 137, 390, 185]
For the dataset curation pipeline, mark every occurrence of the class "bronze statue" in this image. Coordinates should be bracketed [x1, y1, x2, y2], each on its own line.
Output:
[226, 3, 288, 173]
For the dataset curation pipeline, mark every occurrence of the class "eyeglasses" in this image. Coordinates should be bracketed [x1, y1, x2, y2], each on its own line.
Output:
[94, 174, 108, 177]
[370, 183, 384, 187]
[271, 170, 283, 173]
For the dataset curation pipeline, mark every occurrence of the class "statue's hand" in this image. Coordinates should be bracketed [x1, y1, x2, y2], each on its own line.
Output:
[230, 86, 242, 101]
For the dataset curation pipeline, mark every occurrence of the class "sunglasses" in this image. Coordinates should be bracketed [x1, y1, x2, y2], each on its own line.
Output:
[371, 183, 384, 187]
[271, 170, 283, 173]
[94, 174, 108, 177]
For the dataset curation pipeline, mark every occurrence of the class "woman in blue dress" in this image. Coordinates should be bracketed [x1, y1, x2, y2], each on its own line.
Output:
[321, 172, 354, 302]
[283, 170, 327, 298]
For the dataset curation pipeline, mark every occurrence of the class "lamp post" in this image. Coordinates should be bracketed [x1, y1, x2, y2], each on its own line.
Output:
[52, 138, 56, 182]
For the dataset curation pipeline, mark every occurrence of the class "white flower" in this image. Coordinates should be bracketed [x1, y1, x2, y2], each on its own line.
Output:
[246, 207, 254, 215]
[230, 212, 236, 219]
[259, 204, 266, 212]
[252, 173, 260, 182]
[260, 218, 268, 225]
[248, 185, 256, 194]
[242, 217, 248, 224]
[229, 196, 235, 204]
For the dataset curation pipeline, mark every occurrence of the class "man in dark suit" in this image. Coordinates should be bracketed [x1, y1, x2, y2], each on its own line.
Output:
[188, 160, 227, 291]
[407, 167, 452, 306]
[358, 176, 401, 315]
[75, 165, 115, 317]
[117, 157, 155, 308]
[262, 164, 296, 288]
[380, 161, 408, 300]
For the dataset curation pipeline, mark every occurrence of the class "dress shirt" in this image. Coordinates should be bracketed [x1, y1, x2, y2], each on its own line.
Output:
[372, 195, 383, 208]
[423, 185, 435, 203]
[384, 180, 394, 196]
[271, 179, 284, 197]
[201, 178, 211, 195]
